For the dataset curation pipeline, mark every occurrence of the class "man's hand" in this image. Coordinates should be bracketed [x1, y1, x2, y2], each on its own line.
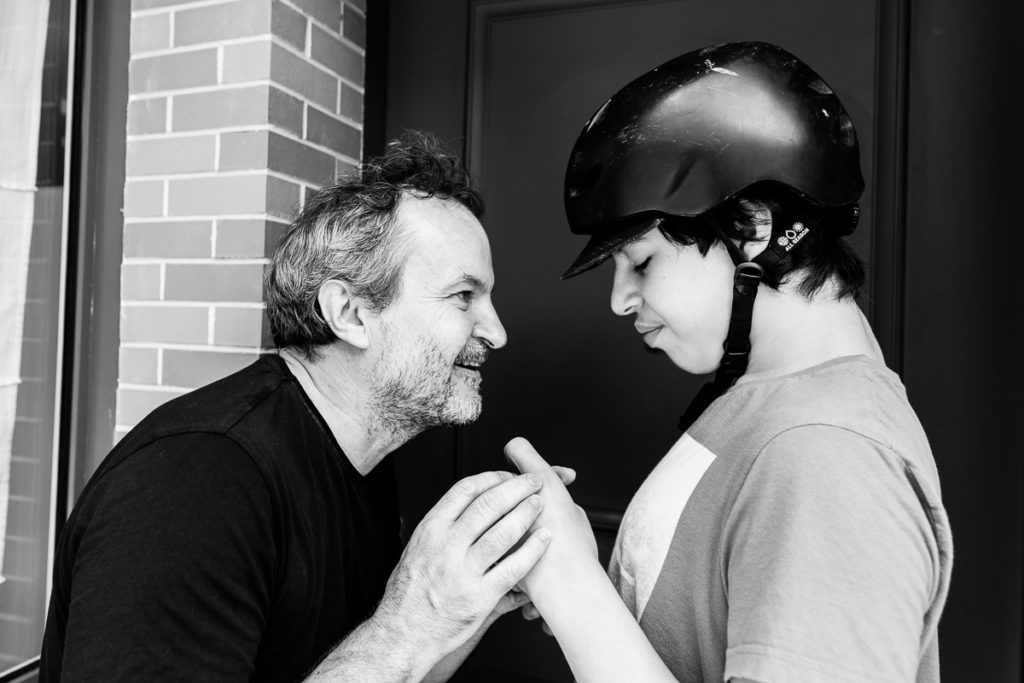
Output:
[503, 438, 600, 602]
[421, 464, 578, 682]
[367, 470, 552, 678]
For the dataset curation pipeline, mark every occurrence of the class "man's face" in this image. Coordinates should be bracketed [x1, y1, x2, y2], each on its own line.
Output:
[608, 228, 734, 374]
[368, 195, 506, 432]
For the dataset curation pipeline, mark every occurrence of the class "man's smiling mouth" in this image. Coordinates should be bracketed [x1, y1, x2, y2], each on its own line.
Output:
[454, 346, 489, 372]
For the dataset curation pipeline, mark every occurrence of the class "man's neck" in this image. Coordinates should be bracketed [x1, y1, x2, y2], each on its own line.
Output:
[280, 347, 412, 475]
[740, 280, 885, 383]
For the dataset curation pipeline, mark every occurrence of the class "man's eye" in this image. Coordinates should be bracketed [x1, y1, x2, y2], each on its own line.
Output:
[634, 257, 651, 274]
[452, 291, 474, 305]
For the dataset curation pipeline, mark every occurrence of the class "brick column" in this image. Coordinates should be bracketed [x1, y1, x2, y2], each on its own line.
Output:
[117, 0, 366, 439]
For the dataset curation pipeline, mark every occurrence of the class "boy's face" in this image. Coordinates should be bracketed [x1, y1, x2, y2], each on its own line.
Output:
[608, 228, 735, 375]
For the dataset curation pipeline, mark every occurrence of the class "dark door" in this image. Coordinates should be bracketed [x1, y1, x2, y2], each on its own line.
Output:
[382, 1, 1021, 681]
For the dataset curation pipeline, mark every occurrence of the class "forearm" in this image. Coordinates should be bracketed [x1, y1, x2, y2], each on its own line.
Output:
[532, 563, 676, 683]
[305, 611, 442, 682]
[422, 613, 497, 683]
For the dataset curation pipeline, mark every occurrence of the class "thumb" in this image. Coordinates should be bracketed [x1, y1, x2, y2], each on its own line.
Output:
[504, 437, 552, 475]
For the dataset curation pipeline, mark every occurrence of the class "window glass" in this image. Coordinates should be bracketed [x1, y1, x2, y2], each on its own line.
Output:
[0, 0, 71, 672]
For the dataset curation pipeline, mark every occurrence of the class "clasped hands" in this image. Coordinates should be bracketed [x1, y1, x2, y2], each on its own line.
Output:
[375, 437, 598, 676]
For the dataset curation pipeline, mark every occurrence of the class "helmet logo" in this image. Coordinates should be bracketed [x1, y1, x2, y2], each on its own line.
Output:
[776, 222, 808, 252]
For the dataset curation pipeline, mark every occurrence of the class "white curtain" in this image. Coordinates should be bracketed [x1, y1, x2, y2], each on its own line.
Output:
[0, 0, 51, 583]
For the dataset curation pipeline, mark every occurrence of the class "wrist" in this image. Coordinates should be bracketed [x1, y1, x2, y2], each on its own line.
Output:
[529, 554, 607, 611]
[365, 604, 445, 682]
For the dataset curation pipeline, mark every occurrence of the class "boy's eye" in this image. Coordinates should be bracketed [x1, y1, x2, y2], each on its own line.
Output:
[634, 257, 651, 274]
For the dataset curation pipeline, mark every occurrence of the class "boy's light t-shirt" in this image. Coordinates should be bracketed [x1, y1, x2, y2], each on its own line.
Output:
[608, 356, 952, 683]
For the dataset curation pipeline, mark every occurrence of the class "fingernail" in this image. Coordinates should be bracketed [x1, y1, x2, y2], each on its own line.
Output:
[537, 528, 552, 542]
[525, 473, 541, 487]
[528, 494, 542, 509]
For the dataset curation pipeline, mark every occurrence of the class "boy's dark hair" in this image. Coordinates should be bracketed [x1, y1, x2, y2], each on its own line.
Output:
[659, 183, 865, 300]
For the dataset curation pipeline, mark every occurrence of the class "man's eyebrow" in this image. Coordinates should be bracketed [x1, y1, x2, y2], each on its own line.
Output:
[442, 274, 487, 291]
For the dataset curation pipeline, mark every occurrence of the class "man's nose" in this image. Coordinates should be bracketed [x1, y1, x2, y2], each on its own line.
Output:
[475, 299, 508, 349]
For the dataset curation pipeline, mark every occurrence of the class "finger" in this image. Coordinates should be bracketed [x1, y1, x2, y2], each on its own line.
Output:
[504, 437, 555, 478]
[542, 620, 553, 637]
[426, 470, 515, 524]
[521, 603, 541, 621]
[493, 590, 532, 617]
[454, 473, 542, 540]
[467, 493, 544, 570]
[485, 527, 552, 595]
[552, 465, 576, 486]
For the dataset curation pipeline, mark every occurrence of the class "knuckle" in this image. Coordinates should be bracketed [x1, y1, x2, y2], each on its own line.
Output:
[477, 489, 503, 515]
[414, 514, 439, 535]
[491, 526, 517, 550]
[495, 565, 520, 588]
[453, 477, 478, 497]
[479, 529, 511, 556]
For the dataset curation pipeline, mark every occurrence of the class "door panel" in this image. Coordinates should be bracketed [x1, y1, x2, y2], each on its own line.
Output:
[386, 1, 1023, 681]
[460, 0, 876, 521]
[387, 2, 880, 680]
[902, 1, 1021, 679]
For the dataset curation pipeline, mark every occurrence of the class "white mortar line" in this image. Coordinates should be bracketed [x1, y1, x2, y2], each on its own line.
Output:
[132, 0, 235, 19]
[124, 257, 267, 266]
[119, 344, 265, 354]
[122, 301, 266, 309]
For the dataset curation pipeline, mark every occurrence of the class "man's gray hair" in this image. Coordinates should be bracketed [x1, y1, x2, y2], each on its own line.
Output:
[264, 131, 484, 359]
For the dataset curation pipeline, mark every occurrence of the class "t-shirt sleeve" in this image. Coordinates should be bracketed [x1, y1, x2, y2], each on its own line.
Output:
[722, 425, 940, 683]
[59, 433, 277, 681]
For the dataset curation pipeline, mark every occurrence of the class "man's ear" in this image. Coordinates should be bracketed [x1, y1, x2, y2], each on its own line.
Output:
[317, 280, 370, 350]
[736, 200, 773, 261]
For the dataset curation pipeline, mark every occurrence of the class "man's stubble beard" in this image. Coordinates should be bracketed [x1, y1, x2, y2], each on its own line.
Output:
[368, 330, 483, 440]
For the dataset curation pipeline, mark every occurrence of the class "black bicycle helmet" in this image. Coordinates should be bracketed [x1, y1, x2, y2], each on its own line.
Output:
[563, 41, 863, 278]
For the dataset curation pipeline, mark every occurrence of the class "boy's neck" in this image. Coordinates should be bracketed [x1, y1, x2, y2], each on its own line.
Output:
[740, 282, 884, 383]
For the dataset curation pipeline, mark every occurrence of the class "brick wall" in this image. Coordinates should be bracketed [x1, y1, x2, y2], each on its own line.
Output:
[117, 0, 366, 440]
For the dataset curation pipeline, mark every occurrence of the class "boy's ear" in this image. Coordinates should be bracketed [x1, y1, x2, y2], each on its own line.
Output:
[736, 200, 773, 260]
[317, 280, 370, 350]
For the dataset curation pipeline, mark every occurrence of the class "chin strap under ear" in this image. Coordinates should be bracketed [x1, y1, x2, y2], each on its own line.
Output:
[677, 219, 811, 431]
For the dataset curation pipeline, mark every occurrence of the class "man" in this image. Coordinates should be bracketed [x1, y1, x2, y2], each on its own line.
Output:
[41, 133, 555, 681]
[510, 42, 952, 682]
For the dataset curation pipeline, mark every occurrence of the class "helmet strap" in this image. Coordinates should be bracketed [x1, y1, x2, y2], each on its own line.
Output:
[677, 216, 815, 430]
[677, 259, 763, 429]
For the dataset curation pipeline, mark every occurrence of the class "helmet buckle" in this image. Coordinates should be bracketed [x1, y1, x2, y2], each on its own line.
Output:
[733, 262, 764, 297]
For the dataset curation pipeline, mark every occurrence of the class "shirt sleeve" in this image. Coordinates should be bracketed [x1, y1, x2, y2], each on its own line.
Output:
[59, 432, 277, 682]
[722, 425, 940, 683]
